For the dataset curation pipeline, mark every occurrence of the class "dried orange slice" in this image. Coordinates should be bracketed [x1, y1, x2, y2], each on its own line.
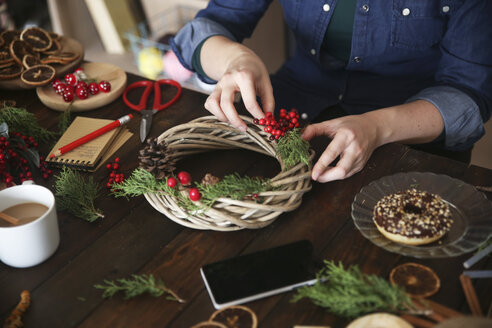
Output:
[22, 54, 40, 69]
[41, 51, 79, 65]
[49, 32, 62, 41]
[20, 27, 52, 52]
[42, 38, 61, 55]
[191, 322, 228, 328]
[9, 39, 35, 66]
[209, 305, 258, 328]
[390, 263, 440, 298]
[0, 63, 23, 80]
[20, 64, 55, 86]
[0, 30, 20, 47]
[0, 50, 13, 65]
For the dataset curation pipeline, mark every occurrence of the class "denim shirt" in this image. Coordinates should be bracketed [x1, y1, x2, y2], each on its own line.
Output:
[171, 0, 492, 151]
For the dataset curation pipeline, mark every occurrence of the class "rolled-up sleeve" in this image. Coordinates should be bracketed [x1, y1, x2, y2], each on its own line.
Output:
[407, 86, 484, 150]
[410, 0, 492, 150]
[170, 17, 237, 72]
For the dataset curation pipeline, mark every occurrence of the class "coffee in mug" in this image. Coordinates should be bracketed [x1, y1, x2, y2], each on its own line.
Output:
[0, 182, 60, 268]
[0, 202, 49, 227]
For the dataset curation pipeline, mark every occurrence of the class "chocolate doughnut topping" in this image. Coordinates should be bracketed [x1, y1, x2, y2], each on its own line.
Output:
[373, 189, 452, 239]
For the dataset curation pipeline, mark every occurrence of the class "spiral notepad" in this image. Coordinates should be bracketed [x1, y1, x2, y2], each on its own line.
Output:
[47, 116, 132, 171]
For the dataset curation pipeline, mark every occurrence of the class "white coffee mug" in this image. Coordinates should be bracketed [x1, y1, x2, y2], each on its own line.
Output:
[0, 182, 60, 268]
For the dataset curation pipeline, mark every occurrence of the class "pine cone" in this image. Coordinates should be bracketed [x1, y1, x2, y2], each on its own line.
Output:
[138, 138, 176, 180]
[201, 173, 220, 186]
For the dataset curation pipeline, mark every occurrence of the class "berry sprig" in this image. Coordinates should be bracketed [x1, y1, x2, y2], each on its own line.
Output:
[0, 133, 52, 187]
[253, 108, 300, 141]
[105, 157, 125, 190]
[52, 67, 112, 103]
[167, 171, 202, 201]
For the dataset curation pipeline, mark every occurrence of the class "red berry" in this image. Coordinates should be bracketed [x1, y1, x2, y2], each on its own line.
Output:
[177, 171, 191, 185]
[106, 163, 112, 170]
[98, 80, 111, 93]
[52, 78, 61, 90]
[114, 157, 120, 162]
[167, 177, 177, 188]
[55, 83, 66, 95]
[76, 84, 89, 99]
[62, 89, 74, 102]
[88, 82, 99, 95]
[189, 188, 201, 201]
[64, 73, 77, 86]
[253, 118, 259, 124]
[258, 118, 266, 126]
[112, 163, 119, 170]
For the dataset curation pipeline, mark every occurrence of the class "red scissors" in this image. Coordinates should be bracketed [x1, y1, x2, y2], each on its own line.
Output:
[123, 79, 182, 142]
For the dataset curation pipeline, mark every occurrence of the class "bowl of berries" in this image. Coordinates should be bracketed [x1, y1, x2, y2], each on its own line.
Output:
[36, 62, 127, 112]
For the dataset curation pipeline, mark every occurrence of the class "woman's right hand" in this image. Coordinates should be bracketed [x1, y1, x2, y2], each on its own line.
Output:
[201, 36, 275, 131]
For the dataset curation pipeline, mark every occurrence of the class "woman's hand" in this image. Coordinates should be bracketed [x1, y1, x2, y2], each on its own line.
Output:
[201, 36, 274, 131]
[301, 100, 445, 183]
[302, 114, 382, 182]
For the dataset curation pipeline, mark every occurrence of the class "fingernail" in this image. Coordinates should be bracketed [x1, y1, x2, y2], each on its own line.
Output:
[238, 125, 247, 132]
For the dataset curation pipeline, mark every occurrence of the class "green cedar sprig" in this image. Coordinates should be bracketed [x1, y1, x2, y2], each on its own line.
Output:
[0, 104, 56, 143]
[113, 169, 273, 211]
[277, 128, 310, 171]
[94, 274, 184, 302]
[198, 173, 272, 207]
[112, 168, 201, 212]
[54, 167, 104, 222]
[291, 260, 414, 319]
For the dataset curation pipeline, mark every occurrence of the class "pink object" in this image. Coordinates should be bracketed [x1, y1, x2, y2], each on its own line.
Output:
[163, 51, 193, 82]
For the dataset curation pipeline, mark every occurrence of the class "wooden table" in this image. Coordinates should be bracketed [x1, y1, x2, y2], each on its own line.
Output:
[1, 71, 491, 328]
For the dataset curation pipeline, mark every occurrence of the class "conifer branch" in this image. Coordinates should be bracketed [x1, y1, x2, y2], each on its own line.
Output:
[277, 128, 310, 170]
[0, 105, 56, 143]
[94, 274, 185, 303]
[292, 260, 414, 319]
[54, 167, 104, 222]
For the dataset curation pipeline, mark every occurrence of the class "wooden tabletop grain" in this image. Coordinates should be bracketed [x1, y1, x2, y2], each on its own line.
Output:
[1, 71, 491, 328]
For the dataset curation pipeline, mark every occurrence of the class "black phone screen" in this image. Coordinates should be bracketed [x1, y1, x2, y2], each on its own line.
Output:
[201, 240, 315, 307]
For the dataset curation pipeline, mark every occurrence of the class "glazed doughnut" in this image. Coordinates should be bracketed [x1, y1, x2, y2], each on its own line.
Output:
[373, 189, 453, 246]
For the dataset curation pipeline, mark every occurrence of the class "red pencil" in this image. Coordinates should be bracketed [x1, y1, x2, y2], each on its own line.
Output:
[50, 114, 133, 158]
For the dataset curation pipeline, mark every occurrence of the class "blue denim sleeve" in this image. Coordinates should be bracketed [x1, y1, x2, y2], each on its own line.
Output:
[420, 0, 492, 150]
[407, 86, 483, 151]
[170, 17, 237, 83]
[170, 0, 271, 84]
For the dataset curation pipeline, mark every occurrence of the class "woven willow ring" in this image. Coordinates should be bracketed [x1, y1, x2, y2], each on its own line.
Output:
[144, 115, 314, 231]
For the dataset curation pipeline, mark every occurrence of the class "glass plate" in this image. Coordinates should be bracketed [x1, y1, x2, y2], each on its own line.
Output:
[351, 172, 492, 258]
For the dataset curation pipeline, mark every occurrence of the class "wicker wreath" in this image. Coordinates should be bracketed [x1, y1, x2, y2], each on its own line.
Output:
[144, 115, 314, 231]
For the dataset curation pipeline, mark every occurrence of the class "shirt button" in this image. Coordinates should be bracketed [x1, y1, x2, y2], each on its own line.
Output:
[362, 4, 369, 13]
[310, 48, 316, 55]
[353, 56, 361, 63]
[442, 5, 450, 13]
[402, 8, 410, 16]
[323, 4, 330, 12]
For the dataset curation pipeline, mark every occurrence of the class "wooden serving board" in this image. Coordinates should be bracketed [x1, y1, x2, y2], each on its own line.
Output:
[36, 62, 127, 112]
[0, 36, 84, 90]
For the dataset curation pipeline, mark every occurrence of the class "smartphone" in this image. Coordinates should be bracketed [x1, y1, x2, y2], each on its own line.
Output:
[200, 240, 317, 309]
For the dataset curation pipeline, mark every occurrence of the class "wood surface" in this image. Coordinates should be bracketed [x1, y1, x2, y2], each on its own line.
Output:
[0, 71, 491, 328]
[0, 36, 84, 90]
[36, 62, 127, 112]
